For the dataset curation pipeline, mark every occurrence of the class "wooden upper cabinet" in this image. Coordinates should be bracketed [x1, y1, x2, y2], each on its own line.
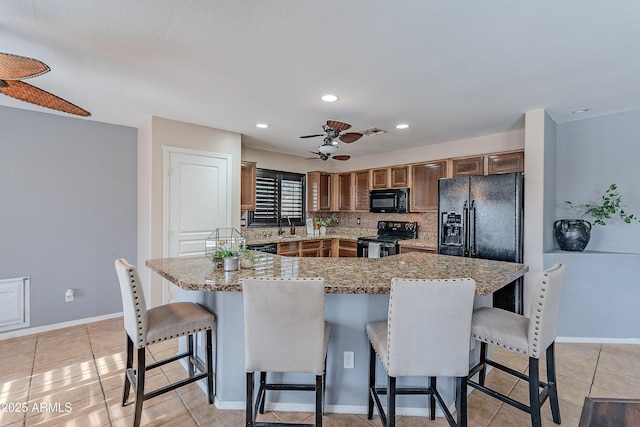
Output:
[240, 161, 256, 211]
[410, 161, 447, 212]
[488, 151, 524, 175]
[390, 165, 409, 187]
[452, 156, 484, 177]
[353, 170, 370, 211]
[338, 172, 352, 211]
[307, 171, 332, 212]
[371, 168, 389, 189]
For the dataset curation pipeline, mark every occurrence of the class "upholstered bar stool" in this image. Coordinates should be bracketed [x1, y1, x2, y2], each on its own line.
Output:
[243, 277, 330, 427]
[115, 258, 216, 427]
[367, 278, 477, 427]
[467, 263, 565, 427]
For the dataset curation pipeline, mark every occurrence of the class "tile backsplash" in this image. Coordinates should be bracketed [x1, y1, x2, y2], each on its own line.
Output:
[240, 211, 438, 246]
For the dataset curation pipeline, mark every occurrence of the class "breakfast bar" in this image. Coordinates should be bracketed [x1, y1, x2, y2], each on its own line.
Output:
[146, 252, 528, 415]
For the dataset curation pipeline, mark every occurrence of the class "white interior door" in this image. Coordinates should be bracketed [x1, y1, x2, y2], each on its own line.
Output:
[164, 147, 232, 303]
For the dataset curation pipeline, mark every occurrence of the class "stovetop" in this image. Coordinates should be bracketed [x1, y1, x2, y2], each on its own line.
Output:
[357, 220, 418, 243]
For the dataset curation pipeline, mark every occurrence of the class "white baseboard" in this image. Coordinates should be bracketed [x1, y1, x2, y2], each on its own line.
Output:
[0, 312, 123, 341]
[557, 336, 640, 344]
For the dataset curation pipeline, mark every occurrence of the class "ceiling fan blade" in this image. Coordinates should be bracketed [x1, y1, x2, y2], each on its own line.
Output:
[0, 80, 91, 117]
[332, 155, 351, 161]
[0, 52, 50, 80]
[300, 134, 324, 138]
[326, 120, 351, 131]
[339, 132, 363, 143]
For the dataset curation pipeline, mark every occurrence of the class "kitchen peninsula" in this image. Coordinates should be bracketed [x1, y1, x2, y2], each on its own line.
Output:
[146, 252, 528, 415]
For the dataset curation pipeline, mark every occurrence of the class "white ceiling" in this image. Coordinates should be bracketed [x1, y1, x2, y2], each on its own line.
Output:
[2, 1, 639, 159]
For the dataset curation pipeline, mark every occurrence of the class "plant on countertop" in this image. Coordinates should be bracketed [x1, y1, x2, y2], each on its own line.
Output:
[314, 215, 338, 227]
[215, 247, 241, 258]
[564, 184, 639, 226]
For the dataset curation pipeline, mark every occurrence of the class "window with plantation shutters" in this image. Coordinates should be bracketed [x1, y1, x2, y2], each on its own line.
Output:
[248, 169, 305, 227]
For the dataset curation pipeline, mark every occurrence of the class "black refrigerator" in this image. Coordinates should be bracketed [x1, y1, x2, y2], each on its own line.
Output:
[438, 172, 524, 313]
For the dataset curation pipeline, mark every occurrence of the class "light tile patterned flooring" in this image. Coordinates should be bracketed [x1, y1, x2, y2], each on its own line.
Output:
[1, 316, 639, 426]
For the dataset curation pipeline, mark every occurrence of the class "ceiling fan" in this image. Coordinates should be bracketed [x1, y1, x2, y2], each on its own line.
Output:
[301, 120, 364, 161]
[0, 52, 91, 117]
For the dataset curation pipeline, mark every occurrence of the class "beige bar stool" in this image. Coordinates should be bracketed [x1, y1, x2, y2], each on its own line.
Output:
[468, 263, 565, 427]
[115, 258, 216, 427]
[367, 278, 477, 427]
[242, 277, 330, 427]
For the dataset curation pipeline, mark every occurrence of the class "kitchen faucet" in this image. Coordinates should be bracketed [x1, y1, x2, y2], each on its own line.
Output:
[281, 216, 295, 235]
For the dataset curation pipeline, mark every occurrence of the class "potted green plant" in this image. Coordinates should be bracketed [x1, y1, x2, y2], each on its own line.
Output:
[215, 247, 241, 271]
[555, 184, 638, 251]
[313, 215, 337, 236]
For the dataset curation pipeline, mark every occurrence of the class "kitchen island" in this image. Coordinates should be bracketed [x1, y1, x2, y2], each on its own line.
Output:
[146, 252, 528, 416]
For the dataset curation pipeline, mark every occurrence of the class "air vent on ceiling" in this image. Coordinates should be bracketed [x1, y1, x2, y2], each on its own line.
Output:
[360, 128, 386, 136]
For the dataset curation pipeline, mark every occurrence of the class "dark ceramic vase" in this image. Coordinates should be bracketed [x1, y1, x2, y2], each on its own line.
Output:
[554, 219, 592, 251]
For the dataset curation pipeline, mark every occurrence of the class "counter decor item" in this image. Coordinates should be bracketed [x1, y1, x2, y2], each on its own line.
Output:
[314, 215, 337, 236]
[556, 184, 638, 251]
[205, 228, 246, 268]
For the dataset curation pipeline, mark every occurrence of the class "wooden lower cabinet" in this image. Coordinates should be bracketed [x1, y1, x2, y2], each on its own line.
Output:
[321, 239, 333, 257]
[337, 239, 357, 258]
[399, 246, 435, 254]
[277, 241, 299, 257]
[300, 240, 322, 257]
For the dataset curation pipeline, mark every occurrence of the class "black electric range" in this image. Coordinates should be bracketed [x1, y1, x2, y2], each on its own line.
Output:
[357, 220, 418, 257]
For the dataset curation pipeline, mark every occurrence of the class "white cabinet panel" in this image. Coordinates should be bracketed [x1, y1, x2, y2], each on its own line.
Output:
[0, 277, 30, 332]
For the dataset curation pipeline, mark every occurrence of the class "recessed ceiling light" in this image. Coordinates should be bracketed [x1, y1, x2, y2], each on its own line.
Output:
[321, 94, 338, 103]
[572, 108, 589, 114]
[395, 123, 410, 129]
[256, 123, 269, 128]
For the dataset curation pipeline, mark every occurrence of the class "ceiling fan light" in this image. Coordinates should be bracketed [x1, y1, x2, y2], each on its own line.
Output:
[318, 143, 338, 155]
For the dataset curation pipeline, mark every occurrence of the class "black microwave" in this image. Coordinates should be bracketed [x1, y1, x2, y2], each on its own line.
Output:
[369, 188, 409, 213]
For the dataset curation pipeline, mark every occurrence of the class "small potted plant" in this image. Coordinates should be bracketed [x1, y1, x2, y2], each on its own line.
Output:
[556, 184, 638, 251]
[238, 245, 254, 269]
[215, 247, 241, 271]
[313, 215, 337, 236]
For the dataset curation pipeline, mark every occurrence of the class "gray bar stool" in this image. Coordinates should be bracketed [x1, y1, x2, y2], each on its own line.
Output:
[367, 278, 477, 427]
[243, 277, 330, 427]
[115, 258, 216, 427]
[468, 263, 565, 427]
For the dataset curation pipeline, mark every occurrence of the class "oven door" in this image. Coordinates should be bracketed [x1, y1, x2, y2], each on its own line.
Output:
[357, 240, 398, 258]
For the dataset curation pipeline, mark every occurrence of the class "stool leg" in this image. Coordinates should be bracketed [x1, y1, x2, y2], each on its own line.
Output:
[528, 357, 541, 427]
[187, 334, 195, 377]
[206, 329, 214, 404]
[246, 372, 254, 427]
[315, 374, 323, 427]
[387, 376, 396, 427]
[133, 347, 145, 427]
[479, 342, 488, 386]
[367, 343, 376, 419]
[429, 377, 436, 420]
[457, 376, 468, 427]
[122, 335, 133, 406]
[259, 372, 267, 414]
[546, 343, 561, 424]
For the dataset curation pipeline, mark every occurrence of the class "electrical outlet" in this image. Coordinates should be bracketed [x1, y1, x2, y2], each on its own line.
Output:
[344, 351, 354, 369]
[65, 288, 74, 302]
[356, 218, 361, 225]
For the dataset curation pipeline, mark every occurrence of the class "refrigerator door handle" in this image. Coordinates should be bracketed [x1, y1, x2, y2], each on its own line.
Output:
[463, 200, 469, 256]
[469, 199, 477, 256]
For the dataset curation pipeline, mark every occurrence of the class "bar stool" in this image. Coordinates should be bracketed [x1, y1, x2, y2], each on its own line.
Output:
[242, 277, 330, 427]
[367, 278, 477, 427]
[115, 258, 216, 427]
[468, 263, 565, 427]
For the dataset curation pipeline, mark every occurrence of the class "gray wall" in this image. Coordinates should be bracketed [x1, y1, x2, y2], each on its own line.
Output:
[0, 106, 137, 329]
[546, 109, 640, 339]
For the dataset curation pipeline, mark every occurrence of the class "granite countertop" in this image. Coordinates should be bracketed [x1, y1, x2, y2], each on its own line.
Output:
[245, 233, 359, 245]
[146, 252, 527, 296]
[397, 239, 438, 250]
